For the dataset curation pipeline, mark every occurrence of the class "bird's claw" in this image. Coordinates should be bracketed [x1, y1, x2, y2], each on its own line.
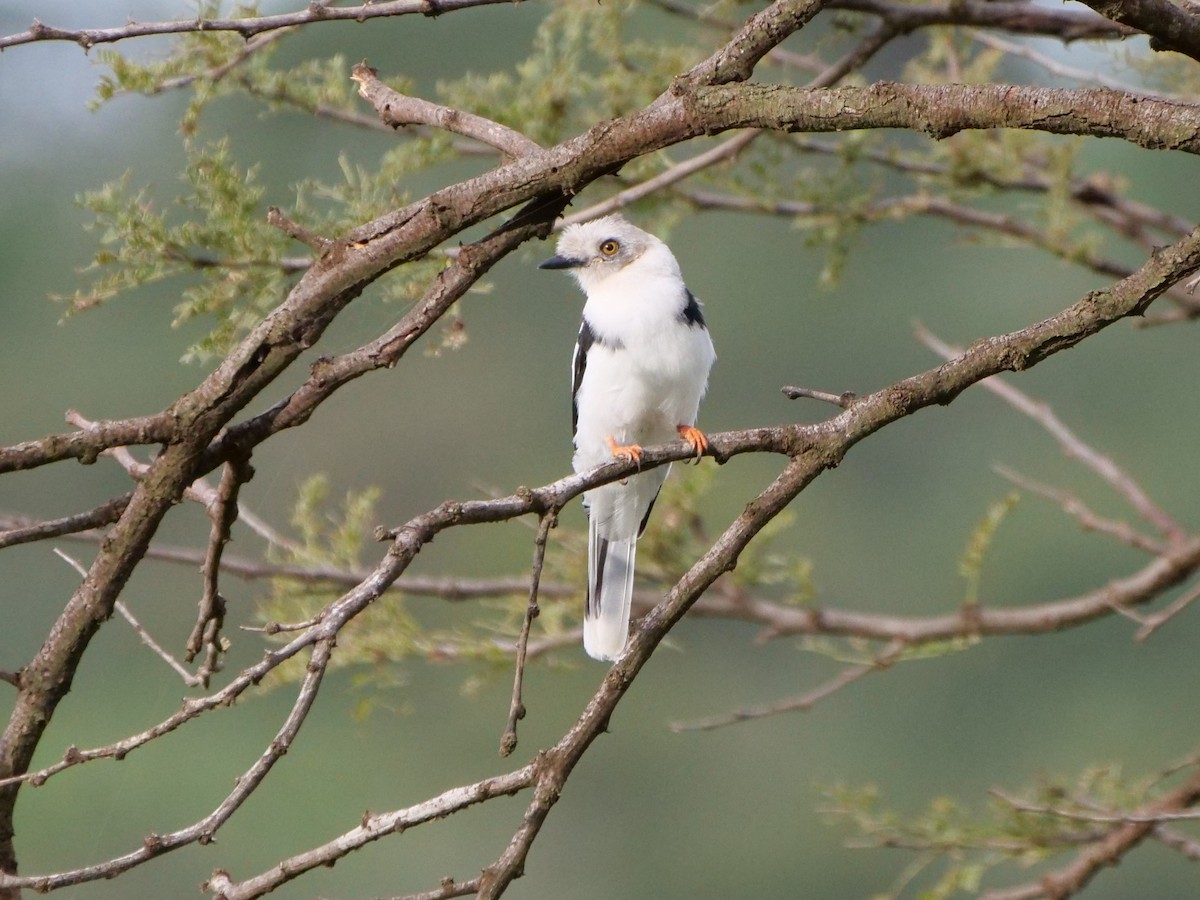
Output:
[676, 424, 708, 463]
[606, 436, 644, 467]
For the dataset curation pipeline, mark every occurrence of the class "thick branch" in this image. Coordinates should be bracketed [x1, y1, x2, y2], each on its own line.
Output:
[1073, 0, 1200, 62]
[685, 0, 831, 84]
[684, 82, 1200, 154]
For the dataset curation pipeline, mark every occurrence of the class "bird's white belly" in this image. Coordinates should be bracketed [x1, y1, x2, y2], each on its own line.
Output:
[572, 327, 711, 472]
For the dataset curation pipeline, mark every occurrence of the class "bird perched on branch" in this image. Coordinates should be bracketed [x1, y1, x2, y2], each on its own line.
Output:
[540, 215, 716, 661]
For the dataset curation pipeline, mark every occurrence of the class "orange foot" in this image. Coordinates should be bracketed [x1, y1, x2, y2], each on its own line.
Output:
[606, 435, 644, 465]
[677, 424, 709, 461]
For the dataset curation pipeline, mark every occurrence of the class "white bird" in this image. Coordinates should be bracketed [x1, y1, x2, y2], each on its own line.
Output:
[540, 214, 716, 661]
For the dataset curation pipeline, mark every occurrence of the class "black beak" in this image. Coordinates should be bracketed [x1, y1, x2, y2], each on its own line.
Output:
[539, 255, 584, 270]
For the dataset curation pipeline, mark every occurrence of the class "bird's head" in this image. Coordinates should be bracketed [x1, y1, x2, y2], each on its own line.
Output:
[539, 214, 677, 292]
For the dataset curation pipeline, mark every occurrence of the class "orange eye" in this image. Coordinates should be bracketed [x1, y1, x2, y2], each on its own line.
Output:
[599, 239, 620, 256]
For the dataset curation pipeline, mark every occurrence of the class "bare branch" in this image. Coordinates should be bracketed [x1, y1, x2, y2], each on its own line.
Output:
[352, 63, 543, 159]
[984, 765, 1200, 898]
[686, 82, 1200, 155]
[967, 29, 1171, 95]
[0, 638, 335, 890]
[828, 0, 1137, 41]
[992, 789, 1200, 824]
[917, 327, 1188, 544]
[500, 511, 556, 758]
[188, 457, 253, 684]
[684, 0, 832, 85]
[0, 495, 131, 550]
[782, 385, 858, 408]
[1134, 580, 1200, 641]
[0, 413, 169, 476]
[561, 131, 760, 227]
[1072, 0, 1200, 62]
[670, 640, 904, 731]
[142, 28, 295, 94]
[205, 766, 535, 900]
[0, 1, 527, 51]
[52, 549, 202, 687]
[993, 464, 1168, 556]
[1153, 825, 1200, 860]
[267, 206, 331, 253]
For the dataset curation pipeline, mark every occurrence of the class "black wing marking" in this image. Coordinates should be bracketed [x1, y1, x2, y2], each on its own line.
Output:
[637, 485, 662, 537]
[679, 287, 706, 328]
[571, 319, 595, 436]
[571, 317, 624, 435]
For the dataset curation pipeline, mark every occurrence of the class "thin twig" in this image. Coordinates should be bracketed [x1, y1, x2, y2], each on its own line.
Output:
[993, 464, 1167, 556]
[266, 207, 331, 252]
[52, 549, 200, 687]
[560, 131, 760, 227]
[189, 457, 252, 684]
[670, 639, 904, 731]
[383, 877, 482, 900]
[1153, 825, 1200, 860]
[916, 326, 1188, 543]
[966, 29, 1172, 98]
[500, 510, 557, 757]
[991, 788, 1200, 824]
[64, 416, 301, 555]
[782, 385, 857, 408]
[1, 638, 336, 888]
[1134, 580, 1200, 641]
[983, 762, 1200, 899]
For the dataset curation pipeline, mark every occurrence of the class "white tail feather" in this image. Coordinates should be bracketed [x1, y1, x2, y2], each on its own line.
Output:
[584, 520, 636, 661]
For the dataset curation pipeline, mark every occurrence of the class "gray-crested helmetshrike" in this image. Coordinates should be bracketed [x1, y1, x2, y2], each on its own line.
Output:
[539, 214, 716, 661]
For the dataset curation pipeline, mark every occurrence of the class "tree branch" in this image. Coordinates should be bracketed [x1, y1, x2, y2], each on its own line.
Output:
[684, 83, 1200, 155]
[1072, 0, 1200, 62]
[917, 327, 1188, 543]
[983, 766, 1200, 899]
[352, 63, 543, 159]
[0, 413, 169, 475]
[500, 511, 556, 758]
[829, 0, 1138, 41]
[0, 1, 527, 51]
[0, 495, 132, 550]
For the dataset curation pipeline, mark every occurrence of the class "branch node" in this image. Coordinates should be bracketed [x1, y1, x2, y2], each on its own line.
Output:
[267, 206, 330, 252]
[781, 385, 857, 408]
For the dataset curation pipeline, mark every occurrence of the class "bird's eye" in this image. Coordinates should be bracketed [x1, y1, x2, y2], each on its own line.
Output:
[599, 239, 620, 256]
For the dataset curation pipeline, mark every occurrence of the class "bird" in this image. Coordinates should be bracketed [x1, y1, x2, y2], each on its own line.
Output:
[539, 214, 716, 661]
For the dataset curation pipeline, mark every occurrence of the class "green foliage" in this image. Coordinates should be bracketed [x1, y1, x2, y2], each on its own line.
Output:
[257, 477, 578, 692]
[823, 756, 1200, 898]
[959, 492, 1020, 607]
[68, 0, 1150, 362]
[63, 139, 299, 361]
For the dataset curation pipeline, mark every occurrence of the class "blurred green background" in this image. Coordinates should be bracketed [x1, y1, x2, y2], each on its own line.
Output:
[2, 1, 1199, 898]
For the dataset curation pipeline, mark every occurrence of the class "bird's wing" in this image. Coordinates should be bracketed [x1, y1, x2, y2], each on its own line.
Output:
[571, 318, 595, 436]
[679, 287, 706, 327]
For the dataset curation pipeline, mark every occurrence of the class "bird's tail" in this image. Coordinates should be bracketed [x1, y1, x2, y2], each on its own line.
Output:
[585, 519, 636, 661]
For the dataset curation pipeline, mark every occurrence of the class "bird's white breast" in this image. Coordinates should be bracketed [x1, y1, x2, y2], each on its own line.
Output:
[572, 268, 715, 472]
